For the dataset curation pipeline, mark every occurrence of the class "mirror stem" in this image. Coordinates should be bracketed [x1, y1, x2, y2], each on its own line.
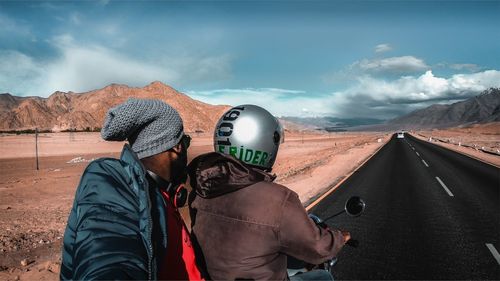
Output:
[323, 210, 346, 222]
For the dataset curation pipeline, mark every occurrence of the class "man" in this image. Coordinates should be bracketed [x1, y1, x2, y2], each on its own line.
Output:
[188, 104, 350, 281]
[60, 98, 201, 280]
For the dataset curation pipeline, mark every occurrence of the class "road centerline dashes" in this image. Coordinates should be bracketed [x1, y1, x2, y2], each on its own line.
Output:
[422, 159, 429, 167]
[416, 152, 420, 157]
[436, 176, 454, 197]
[486, 244, 500, 265]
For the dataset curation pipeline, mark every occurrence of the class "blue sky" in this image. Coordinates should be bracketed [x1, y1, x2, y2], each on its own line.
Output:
[1, 0, 499, 119]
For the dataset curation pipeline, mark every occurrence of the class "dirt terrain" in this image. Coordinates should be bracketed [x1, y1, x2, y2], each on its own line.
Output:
[1, 128, 496, 280]
[414, 122, 500, 167]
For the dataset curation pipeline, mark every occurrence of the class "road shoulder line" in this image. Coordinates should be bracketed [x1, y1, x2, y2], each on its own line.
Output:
[410, 133, 500, 169]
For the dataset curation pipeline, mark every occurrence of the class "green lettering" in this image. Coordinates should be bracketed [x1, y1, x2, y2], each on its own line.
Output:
[259, 152, 269, 166]
[238, 146, 244, 160]
[229, 146, 237, 157]
[244, 149, 254, 162]
[218, 145, 225, 153]
[252, 150, 262, 165]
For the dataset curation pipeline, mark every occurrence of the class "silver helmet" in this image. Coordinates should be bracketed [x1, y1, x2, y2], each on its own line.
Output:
[214, 104, 284, 170]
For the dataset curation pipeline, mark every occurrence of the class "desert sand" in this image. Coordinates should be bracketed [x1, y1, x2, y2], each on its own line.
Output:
[1, 128, 496, 280]
[414, 122, 500, 167]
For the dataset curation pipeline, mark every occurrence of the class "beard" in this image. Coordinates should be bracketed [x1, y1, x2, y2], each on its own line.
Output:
[170, 149, 188, 186]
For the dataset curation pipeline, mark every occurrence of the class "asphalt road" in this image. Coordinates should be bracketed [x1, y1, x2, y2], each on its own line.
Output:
[309, 134, 500, 280]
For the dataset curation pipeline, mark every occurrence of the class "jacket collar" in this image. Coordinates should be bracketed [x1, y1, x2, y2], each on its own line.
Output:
[120, 144, 147, 179]
[147, 170, 174, 193]
[188, 152, 276, 199]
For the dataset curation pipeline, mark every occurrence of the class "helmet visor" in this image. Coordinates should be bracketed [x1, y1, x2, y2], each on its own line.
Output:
[276, 118, 285, 144]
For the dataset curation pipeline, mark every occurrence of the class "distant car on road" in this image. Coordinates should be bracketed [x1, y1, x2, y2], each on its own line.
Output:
[397, 132, 405, 139]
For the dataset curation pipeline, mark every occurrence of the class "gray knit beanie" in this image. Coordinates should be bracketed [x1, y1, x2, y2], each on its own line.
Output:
[101, 98, 184, 159]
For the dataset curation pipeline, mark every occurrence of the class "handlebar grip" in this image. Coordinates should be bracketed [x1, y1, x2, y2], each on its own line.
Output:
[346, 239, 359, 248]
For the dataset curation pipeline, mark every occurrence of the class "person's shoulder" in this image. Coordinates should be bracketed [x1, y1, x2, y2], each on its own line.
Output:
[260, 181, 291, 190]
[81, 157, 132, 180]
[257, 181, 305, 205]
[85, 157, 124, 171]
[251, 181, 295, 200]
[75, 157, 136, 201]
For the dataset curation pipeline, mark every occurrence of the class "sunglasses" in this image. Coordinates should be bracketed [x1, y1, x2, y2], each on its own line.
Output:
[181, 134, 191, 149]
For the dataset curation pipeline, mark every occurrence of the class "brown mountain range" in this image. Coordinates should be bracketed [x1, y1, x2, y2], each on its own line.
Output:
[0, 82, 230, 133]
[388, 88, 500, 129]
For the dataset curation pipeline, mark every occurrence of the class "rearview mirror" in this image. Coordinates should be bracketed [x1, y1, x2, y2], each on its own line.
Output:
[345, 196, 366, 217]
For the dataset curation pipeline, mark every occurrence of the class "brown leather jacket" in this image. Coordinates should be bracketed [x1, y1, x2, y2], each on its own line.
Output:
[188, 152, 345, 281]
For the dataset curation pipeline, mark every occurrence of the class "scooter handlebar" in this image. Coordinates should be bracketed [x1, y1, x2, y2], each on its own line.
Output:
[311, 215, 358, 248]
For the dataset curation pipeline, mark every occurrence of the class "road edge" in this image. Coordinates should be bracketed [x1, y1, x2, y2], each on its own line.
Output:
[411, 133, 500, 169]
[305, 136, 391, 211]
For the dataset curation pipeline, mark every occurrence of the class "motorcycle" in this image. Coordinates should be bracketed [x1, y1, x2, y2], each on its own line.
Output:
[287, 196, 366, 280]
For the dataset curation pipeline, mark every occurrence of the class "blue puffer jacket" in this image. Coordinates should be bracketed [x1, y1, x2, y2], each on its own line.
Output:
[60, 144, 168, 280]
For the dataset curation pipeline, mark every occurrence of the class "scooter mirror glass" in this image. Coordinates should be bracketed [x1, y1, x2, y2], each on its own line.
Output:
[345, 196, 365, 217]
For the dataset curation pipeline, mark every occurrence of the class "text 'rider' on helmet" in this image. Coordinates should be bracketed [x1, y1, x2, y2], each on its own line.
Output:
[214, 104, 284, 171]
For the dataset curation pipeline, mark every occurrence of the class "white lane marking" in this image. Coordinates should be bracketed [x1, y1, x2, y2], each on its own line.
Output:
[486, 243, 500, 265]
[436, 177, 454, 197]
[422, 159, 429, 167]
[412, 147, 415, 150]
[416, 152, 420, 156]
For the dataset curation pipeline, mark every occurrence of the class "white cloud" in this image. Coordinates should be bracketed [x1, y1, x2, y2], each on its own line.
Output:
[188, 69, 500, 119]
[323, 55, 430, 83]
[328, 70, 500, 119]
[355, 56, 429, 74]
[448, 63, 481, 72]
[374, 43, 392, 53]
[0, 34, 232, 96]
[0, 50, 45, 96]
[187, 88, 329, 117]
[42, 37, 176, 94]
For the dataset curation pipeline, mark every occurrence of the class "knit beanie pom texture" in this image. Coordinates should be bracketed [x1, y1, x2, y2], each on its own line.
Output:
[101, 98, 184, 159]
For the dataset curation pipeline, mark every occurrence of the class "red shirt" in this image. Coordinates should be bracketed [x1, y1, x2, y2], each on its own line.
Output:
[158, 190, 204, 280]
